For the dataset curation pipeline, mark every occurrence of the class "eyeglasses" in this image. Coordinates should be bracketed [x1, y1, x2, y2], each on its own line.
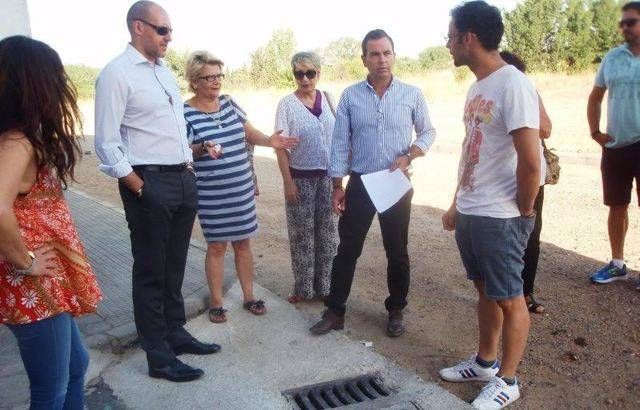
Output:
[293, 70, 317, 80]
[198, 74, 225, 82]
[136, 19, 172, 36]
[445, 32, 475, 42]
[619, 18, 639, 28]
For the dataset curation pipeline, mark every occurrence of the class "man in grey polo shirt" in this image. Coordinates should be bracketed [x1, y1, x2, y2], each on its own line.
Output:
[94, 1, 219, 382]
[587, 1, 640, 289]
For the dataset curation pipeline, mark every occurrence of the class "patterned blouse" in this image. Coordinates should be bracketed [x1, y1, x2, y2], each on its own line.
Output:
[0, 168, 102, 325]
[275, 91, 336, 170]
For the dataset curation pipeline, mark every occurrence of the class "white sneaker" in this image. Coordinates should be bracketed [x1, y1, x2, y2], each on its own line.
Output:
[439, 353, 500, 382]
[471, 376, 520, 409]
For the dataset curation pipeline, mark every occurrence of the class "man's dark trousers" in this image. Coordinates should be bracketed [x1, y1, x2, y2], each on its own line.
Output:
[119, 167, 198, 367]
[325, 173, 413, 316]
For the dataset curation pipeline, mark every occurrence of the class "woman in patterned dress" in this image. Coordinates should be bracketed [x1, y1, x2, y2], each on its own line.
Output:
[0, 36, 102, 409]
[275, 51, 338, 303]
[183, 51, 297, 322]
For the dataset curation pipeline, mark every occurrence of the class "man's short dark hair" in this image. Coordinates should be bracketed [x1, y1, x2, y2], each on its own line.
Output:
[126, 0, 156, 33]
[451, 1, 504, 51]
[361, 29, 394, 56]
[622, 1, 640, 13]
[500, 51, 526, 73]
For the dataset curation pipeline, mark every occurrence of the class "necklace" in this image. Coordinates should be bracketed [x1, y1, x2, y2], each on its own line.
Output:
[191, 97, 222, 128]
[207, 110, 223, 128]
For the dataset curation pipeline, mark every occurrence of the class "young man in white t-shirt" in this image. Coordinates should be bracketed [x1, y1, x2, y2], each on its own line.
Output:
[439, 2, 541, 408]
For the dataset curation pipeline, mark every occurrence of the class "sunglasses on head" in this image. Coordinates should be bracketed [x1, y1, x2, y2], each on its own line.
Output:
[619, 18, 639, 28]
[136, 19, 172, 36]
[198, 74, 225, 82]
[293, 70, 317, 80]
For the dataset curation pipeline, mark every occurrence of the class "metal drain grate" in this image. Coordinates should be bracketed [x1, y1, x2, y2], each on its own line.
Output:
[282, 373, 396, 409]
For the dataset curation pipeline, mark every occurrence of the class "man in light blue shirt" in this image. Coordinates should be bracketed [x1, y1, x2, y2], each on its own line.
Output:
[310, 29, 436, 337]
[587, 1, 640, 288]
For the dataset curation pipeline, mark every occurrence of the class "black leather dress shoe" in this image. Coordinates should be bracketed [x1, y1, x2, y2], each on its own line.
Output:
[309, 309, 345, 335]
[173, 339, 221, 355]
[148, 359, 204, 382]
[387, 309, 405, 337]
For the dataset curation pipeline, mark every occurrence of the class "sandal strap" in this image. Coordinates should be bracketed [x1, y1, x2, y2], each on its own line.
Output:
[245, 299, 265, 309]
[209, 307, 227, 315]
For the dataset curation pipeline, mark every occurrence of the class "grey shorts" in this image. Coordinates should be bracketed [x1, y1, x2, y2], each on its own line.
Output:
[455, 212, 535, 300]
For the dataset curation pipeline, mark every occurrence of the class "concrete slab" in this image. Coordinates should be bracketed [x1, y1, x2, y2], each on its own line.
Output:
[101, 283, 467, 409]
[0, 189, 235, 408]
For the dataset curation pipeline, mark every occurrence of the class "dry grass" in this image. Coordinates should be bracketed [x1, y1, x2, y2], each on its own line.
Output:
[80, 70, 601, 156]
[220, 70, 602, 158]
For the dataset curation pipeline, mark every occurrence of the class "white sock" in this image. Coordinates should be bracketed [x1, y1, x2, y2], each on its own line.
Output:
[612, 259, 625, 269]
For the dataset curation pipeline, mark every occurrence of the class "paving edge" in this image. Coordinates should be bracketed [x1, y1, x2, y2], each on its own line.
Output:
[68, 188, 237, 354]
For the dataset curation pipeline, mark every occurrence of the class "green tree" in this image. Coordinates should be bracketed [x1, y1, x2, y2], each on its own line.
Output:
[395, 56, 421, 75]
[318, 37, 361, 66]
[418, 46, 451, 70]
[591, 0, 622, 61]
[164, 48, 190, 93]
[503, 0, 564, 71]
[249, 28, 296, 88]
[64, 64, 99, 100]
[555, 0, 595, 71]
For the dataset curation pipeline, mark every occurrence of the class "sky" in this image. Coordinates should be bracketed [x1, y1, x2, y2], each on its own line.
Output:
[27, 0, 519, 69]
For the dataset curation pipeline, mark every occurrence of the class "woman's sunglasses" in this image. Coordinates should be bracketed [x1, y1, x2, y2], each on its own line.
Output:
[136, 19, 172, 36]
[293, 70, 317, 80]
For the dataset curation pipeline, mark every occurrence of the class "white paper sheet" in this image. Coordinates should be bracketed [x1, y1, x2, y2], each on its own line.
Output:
[360, 169, 412, 214]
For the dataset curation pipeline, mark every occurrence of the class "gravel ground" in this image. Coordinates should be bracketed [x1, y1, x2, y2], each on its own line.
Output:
[74, 132, 639, 408]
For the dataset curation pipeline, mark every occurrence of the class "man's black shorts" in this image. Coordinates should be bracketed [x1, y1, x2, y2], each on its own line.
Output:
[601, 139, 640, 206]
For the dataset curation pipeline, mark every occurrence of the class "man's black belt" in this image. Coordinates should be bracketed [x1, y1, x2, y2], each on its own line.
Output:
[132, 163, 187, 172]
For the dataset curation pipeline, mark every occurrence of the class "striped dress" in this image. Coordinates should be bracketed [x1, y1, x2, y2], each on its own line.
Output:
[184, 95, 257, 242]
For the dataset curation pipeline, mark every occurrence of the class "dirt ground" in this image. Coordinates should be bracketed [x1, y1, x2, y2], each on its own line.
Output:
[73, 73, 639, 408]
[73, 148, 639, 409]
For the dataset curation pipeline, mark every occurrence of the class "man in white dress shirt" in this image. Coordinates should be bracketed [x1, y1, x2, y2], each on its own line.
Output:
[94, 0, 219, 382]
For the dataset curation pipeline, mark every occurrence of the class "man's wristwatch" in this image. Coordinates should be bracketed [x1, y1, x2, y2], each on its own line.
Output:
[13, 251, 36, 275]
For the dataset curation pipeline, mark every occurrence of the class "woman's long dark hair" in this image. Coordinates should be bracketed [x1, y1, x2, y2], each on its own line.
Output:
[0, 36, 82, 188]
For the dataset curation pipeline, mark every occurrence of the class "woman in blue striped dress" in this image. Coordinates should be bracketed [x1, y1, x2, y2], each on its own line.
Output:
[183, 51, 298, 322]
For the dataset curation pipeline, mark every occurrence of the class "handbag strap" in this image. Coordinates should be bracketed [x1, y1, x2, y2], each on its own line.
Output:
[323, 91, 336, 117]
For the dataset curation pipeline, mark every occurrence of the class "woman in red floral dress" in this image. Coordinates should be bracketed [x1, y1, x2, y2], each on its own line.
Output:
[0, 36, 102, 409]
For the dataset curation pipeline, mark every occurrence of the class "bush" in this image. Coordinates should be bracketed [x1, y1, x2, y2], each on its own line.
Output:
[249, 29, 296, 89]
[323, 57, 367, 81]
[64, 64, 99, 100]
[418, 46, 452, 71]
[395, 56, 422, 76]
[164, 48, 190, 93]
[453, 66, 471, 83]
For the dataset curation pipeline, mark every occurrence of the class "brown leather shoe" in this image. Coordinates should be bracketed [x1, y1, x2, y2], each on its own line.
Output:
[309, 309, 344, 335]
[387, 309, 405, 337]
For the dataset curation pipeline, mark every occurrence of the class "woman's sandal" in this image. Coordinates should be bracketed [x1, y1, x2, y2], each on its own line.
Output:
[287, 294, 302, 304]
[525, 295, 546, 314]
[243, 299, 267, 315]
[208, 306, 228, 323]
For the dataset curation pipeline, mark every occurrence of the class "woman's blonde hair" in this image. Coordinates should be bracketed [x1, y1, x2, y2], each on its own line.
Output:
[185, 50, 224, 92]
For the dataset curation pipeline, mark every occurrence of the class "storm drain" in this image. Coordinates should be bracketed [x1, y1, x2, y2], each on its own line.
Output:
[282, 373, 397, 409]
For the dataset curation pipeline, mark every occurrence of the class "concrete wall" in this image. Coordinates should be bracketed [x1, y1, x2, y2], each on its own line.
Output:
[0, 0, 31, 40]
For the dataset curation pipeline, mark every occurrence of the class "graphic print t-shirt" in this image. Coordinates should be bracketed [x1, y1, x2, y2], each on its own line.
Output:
[456, 65, 540, 218]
